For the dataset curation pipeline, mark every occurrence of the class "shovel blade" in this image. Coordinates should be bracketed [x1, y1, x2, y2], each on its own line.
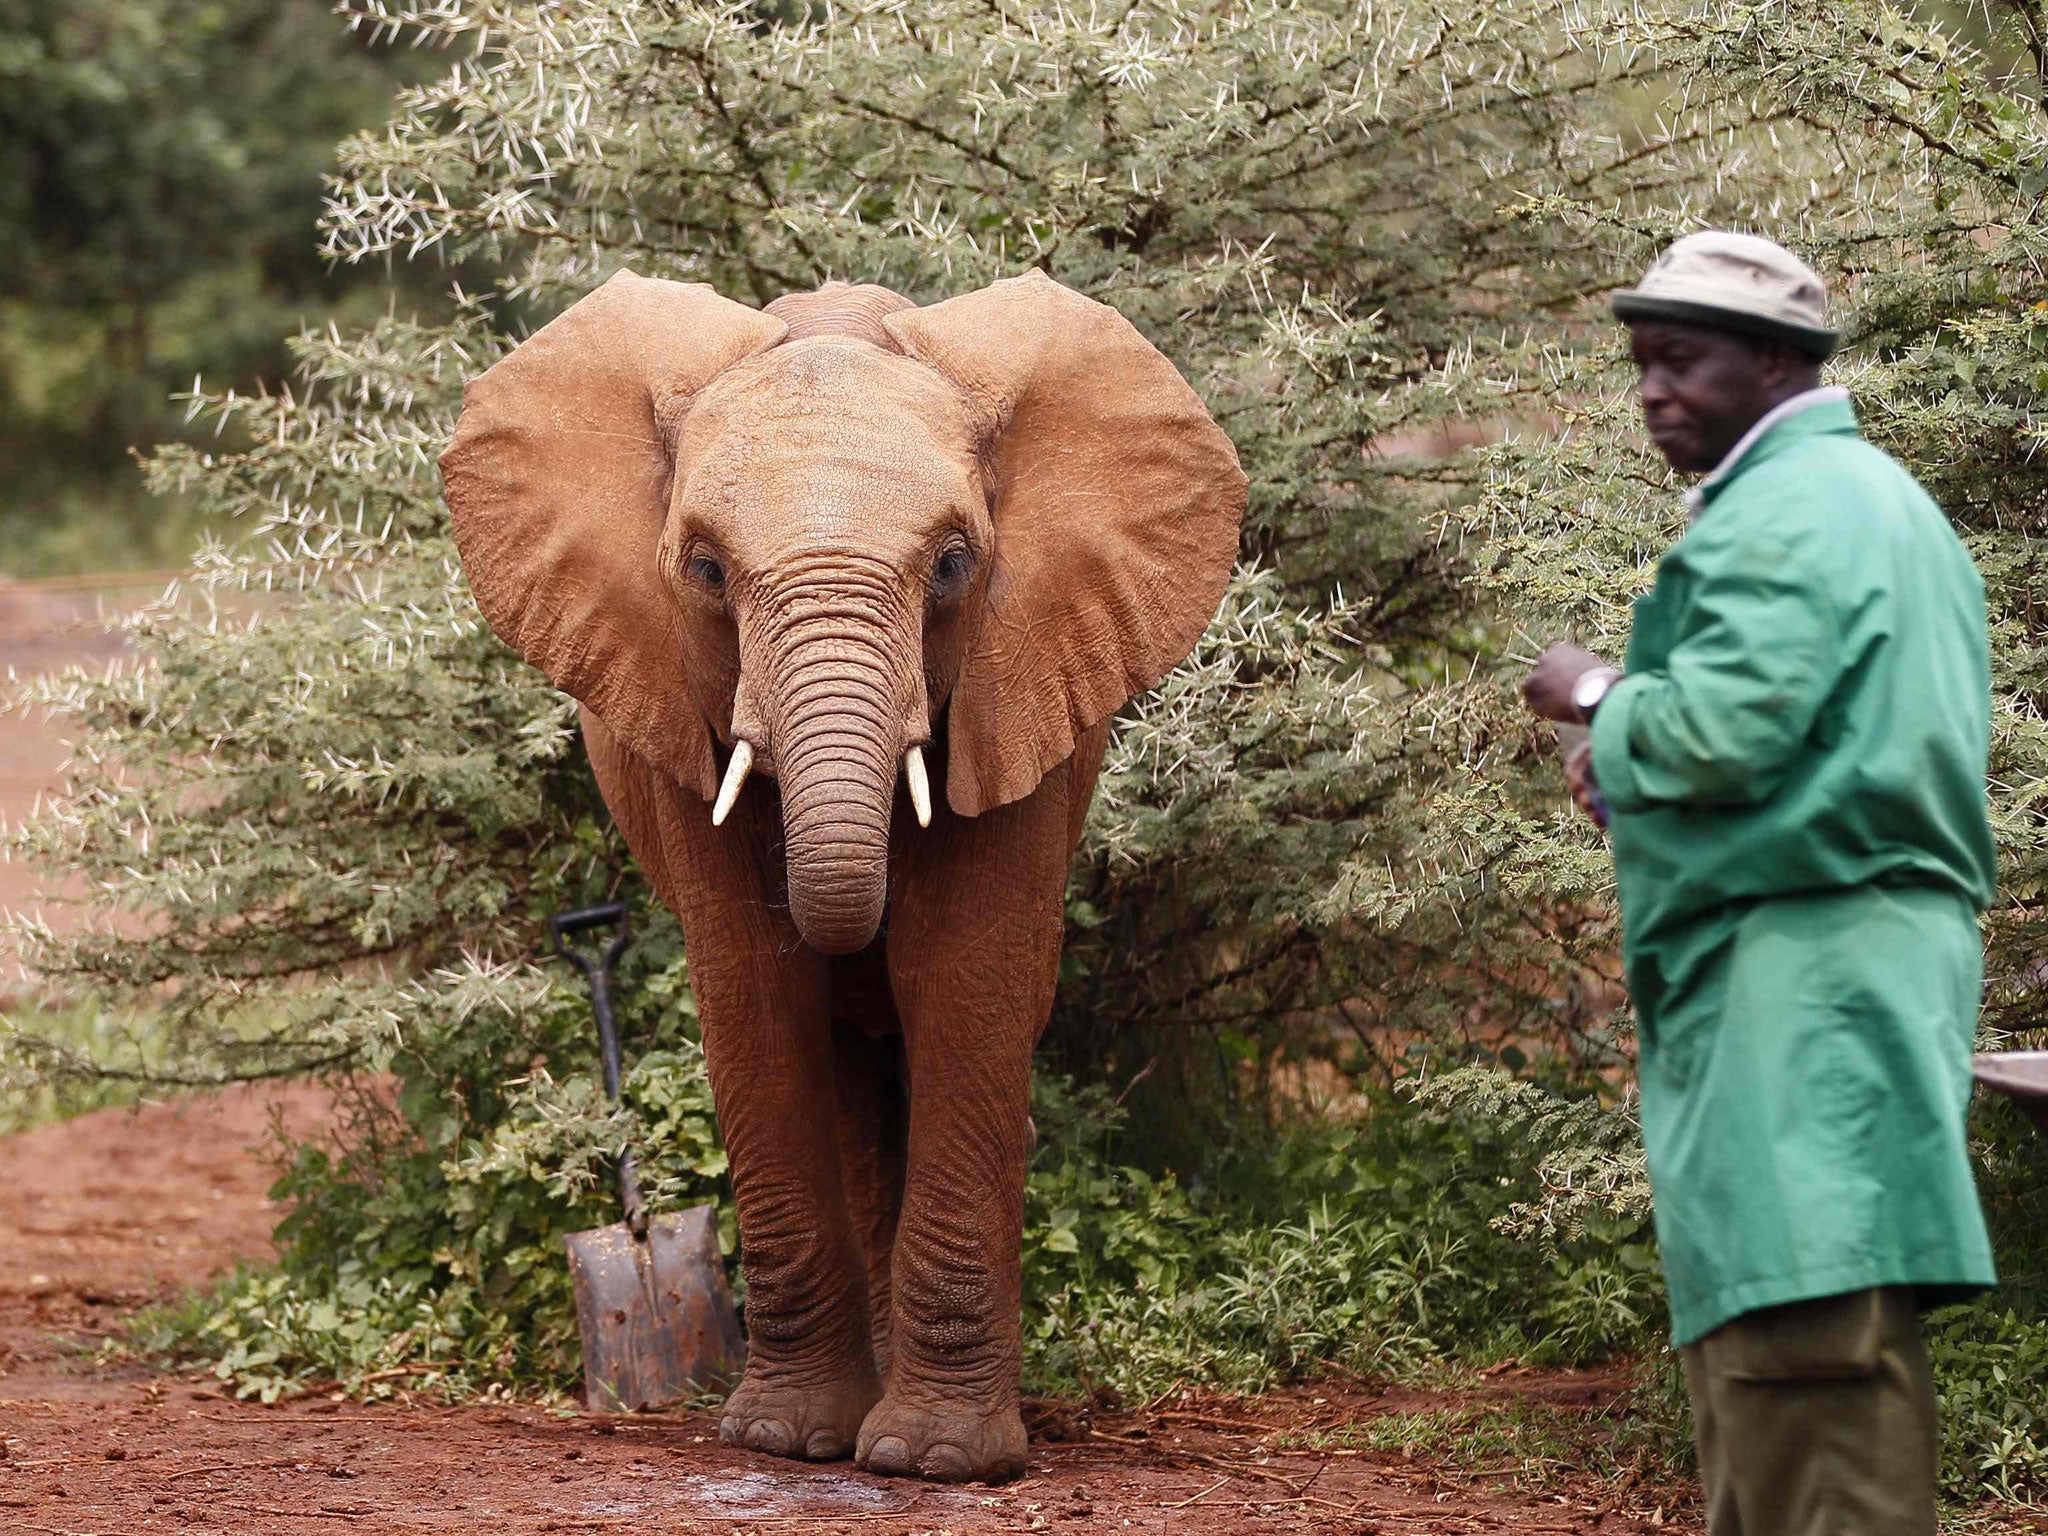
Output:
[565, 1203, 746, 1413]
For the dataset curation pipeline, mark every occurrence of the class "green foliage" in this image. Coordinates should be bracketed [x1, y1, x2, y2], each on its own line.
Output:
[0, 0, 449, 573]
[1020, 1078, 1661, 1402]
[1927, 1304, 2048, 1503]
[0, 1002, 157, 1132]
[137, 1065, 1660, 1406]
[1427, 1066, 2048, 1503]
[18, 0, 2048, 1104]
[133, 909, 733, 1401]
[1413, 1067, 1654, 1247]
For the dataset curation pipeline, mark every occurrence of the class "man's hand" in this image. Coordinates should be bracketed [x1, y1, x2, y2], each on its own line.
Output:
[1522, 643, 1614, 723]
[1564, 741, 1607, 829]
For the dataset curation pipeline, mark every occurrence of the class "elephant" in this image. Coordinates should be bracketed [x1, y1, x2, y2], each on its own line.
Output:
[440, 270, 1245, 1483]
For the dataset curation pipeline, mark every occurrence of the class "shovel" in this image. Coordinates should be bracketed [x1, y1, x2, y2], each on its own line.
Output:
[1974, 1051, 2048, 1136]
[551, 903, 746, 1413]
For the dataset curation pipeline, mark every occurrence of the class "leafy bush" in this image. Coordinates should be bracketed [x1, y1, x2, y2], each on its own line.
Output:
[107, 1023, 2048, 1506]
[1927, 1304, 2048, 1503]
[137, 1055, 1660, 1404]
[26, 0, 2048, 1136]
[1021, 1076, 1662, 1402]
[132, 908, 729, 1401]
[1430, 1065, 2048, 1503]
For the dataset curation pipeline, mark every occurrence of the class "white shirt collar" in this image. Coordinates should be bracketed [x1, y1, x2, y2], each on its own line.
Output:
[1682, 386, 1851, 518]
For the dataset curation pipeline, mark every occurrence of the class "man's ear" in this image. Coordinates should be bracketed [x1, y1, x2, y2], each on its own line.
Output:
[1757, 340, 1817, 393]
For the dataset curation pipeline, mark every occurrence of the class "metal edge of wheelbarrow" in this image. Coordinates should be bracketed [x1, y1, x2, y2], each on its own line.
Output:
[1972, 1051, 2048, 1134]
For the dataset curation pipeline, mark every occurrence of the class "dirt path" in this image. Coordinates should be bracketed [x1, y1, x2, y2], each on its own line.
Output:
[0, 1091, 1698, 1535]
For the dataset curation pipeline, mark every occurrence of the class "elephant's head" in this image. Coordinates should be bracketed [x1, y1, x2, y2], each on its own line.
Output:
[441, 271, 1245, 955]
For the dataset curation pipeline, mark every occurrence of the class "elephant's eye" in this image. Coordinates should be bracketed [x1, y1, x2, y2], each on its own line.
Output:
[930, 546, 971, 603]
[687, 553, 726, 592]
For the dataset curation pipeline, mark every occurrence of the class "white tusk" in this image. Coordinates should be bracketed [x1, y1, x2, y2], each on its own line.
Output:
[904, 745, 932, 828]
[712, 740, 753, 827]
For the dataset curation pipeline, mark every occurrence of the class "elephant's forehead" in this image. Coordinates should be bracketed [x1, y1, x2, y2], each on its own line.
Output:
[678, 340, 982, 530]
[690, 337, 975, 444]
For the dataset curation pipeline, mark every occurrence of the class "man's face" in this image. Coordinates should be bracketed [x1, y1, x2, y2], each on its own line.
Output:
[1627, 321, 1792, 474]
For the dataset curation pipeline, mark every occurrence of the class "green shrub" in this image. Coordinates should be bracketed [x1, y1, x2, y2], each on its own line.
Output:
[138, 1060, 1660, 1404]
[1927, 1304, 2048, 1503]
[1020, 1076, 1662, 1401]
[132, 909, 731, 1402]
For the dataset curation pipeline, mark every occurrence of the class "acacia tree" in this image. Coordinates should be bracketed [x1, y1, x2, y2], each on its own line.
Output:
[6, 0, 2045, 1389]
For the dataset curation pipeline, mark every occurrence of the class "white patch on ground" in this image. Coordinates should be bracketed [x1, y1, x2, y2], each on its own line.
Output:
[579, 1467, 957, 1520]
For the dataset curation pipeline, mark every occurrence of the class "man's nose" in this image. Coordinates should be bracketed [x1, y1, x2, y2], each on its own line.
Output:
[1638, 368, 1672, 408]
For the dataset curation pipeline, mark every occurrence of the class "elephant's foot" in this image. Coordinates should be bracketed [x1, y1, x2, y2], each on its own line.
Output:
[855, 1391, 1027, 1483]
[719, 1365, 881, 1462]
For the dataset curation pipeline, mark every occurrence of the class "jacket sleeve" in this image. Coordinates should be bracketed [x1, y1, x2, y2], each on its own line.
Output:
[1589, 515, 1844, 814]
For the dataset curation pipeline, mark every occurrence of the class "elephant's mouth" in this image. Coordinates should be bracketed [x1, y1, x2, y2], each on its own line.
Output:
[717, 733, 931, 956]
[714, 591, 932, 955]
[712, 739, 931, 834]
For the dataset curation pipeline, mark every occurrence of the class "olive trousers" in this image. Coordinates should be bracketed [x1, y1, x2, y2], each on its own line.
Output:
[1680, 1287, 1936, 1536]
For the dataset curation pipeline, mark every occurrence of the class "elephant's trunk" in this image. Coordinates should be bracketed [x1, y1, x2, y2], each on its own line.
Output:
[758, 566, 918, 956]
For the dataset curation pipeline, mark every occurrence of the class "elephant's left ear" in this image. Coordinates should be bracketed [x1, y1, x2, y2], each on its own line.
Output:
[883, 271, 1247, 818]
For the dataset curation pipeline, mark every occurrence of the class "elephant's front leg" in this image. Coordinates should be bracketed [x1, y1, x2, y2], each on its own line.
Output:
[582, 711, 885, 1458]
[858, 765, 1079, 1484]
[697, 931, 884, 1460]
[855, 1008, 1036, 1482]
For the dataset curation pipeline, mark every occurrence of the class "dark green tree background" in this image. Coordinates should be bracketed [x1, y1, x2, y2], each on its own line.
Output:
[0, 0, 437, 572]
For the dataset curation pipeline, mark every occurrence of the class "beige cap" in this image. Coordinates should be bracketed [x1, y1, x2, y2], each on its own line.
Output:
[1611, 231, 1837, 357]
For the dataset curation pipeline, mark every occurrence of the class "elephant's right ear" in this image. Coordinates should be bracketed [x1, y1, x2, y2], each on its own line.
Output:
[440, 272, 786, 799]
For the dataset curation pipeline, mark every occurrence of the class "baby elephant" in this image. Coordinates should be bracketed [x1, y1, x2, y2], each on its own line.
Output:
[442, 271, 1244, 1482]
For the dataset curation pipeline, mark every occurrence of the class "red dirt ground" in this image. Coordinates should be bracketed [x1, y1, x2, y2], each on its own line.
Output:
[0, 1090, 1699, 1535]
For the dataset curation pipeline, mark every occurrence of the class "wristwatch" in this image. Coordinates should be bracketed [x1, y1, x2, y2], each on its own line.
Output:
[1571, 667, 1621, 723]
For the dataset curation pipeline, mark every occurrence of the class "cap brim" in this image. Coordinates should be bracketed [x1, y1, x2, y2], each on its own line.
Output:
[1611, 292, 1838, 359]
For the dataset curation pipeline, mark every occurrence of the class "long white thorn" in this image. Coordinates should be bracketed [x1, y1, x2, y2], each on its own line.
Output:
[904, 745, 932, 828]
[712, 740, 753, 827]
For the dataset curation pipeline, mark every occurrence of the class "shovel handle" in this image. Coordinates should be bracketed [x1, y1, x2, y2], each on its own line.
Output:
[550, 903, 632, 968]
[548, 903, 647, 1237]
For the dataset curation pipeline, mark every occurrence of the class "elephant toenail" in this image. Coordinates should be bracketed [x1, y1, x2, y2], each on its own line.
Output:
[743, 1418, 795, 1457]
[717, 1416, 740, 1446]
[863, 1434, 913, 1475]
[918, 1442, 974, 1482]
[804, 1430, 847, 1460]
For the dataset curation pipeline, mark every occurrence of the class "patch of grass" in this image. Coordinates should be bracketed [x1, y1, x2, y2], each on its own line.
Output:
[1270, 1360, 1693, 1496]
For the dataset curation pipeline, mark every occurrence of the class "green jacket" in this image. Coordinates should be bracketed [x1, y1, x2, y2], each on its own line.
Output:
[1589, 392, 1997, 1345]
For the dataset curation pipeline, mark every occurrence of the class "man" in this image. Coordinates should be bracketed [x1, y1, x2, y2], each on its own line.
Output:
[1522, 230, 1997, 1535]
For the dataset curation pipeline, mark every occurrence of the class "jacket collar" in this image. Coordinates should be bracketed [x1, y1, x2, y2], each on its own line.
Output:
[1683, 386, 1857, 517]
